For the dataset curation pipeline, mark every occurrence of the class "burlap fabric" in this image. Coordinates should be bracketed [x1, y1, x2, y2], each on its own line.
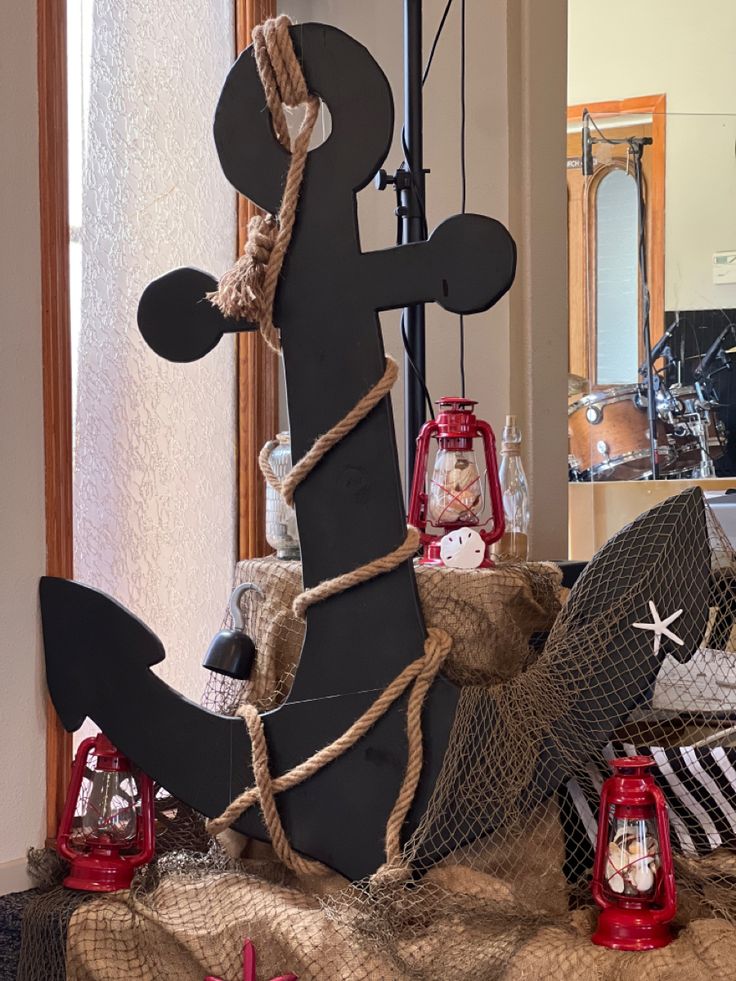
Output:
[53, 496, 736, 977]
[63, 808, 736, 980]
[202, 557, 564, 715]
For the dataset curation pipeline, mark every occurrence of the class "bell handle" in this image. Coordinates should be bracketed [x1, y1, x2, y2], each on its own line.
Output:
[476, 421, 505, 547]
[650, 782, 678, 923]
[407, 418, 439, 532]
[55, 736, 97, 860]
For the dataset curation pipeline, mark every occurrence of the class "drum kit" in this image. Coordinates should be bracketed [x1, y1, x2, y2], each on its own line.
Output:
[568, 326, 733, 482]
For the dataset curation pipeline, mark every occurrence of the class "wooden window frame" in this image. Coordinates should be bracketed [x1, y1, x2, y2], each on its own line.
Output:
[567, 94, 666, 387]
[236, 0, 279, 560]
[39, 0, 277, 839]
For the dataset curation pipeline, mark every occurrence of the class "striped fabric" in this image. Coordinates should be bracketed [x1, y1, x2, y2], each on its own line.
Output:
[567, 741, 736, 857]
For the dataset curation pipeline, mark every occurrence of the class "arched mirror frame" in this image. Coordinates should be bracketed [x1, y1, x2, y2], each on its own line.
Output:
[567, 95, 666, 391]
[585, 159, 644, 387]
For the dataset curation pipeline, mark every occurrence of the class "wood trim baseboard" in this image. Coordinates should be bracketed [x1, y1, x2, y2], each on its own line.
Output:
[236, 0, 279, 560]
[38, 0, 74, 844]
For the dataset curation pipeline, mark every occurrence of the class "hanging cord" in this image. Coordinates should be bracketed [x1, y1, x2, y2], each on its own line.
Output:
[207, 15, 319, 354]
[458, 0, 467, 397]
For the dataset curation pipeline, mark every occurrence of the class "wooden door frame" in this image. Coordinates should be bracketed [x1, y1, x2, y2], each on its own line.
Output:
[236, 0, 279, 560]
[567, 94, 666, 385]
[38, 0, 74, 842]
[39, 0, 278, 839]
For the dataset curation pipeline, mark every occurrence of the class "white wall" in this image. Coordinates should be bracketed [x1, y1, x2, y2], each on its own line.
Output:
[282, 0, 512, 460]
[281, 0, 569, 559]
[568, 0, 736, 312]
[0, 0, 47, 888]
[72, 0, 237, 706]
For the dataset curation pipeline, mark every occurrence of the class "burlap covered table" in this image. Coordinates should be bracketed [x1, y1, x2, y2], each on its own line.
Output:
[202, 557, 565, 715]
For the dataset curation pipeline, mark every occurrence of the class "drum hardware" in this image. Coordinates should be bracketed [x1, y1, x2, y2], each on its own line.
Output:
[596, 440, 610, 464]
[567, 386, 672, 481]
[694, 323, 736, 381]
[568, 313, 732, 482]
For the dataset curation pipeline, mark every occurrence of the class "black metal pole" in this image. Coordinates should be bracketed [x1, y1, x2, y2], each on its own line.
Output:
[402, 0, 427, 500]
[631, 139, 659, 479]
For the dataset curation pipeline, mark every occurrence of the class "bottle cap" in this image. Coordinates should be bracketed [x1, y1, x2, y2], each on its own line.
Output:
[505, 414, 516, 428]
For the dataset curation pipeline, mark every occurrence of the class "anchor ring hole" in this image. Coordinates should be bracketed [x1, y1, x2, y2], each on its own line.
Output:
[285, 99, 333, 151]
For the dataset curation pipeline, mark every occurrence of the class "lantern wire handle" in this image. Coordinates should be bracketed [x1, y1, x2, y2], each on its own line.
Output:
[229, 582, 264, 632]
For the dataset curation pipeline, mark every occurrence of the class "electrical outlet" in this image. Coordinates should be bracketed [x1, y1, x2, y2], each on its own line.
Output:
[713, 251, 736, 284]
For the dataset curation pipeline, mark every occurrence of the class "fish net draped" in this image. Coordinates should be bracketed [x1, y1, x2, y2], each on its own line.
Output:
[21, 488, 736, 979]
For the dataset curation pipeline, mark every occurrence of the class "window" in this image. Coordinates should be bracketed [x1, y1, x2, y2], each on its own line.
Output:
[595, 168, 639, 385]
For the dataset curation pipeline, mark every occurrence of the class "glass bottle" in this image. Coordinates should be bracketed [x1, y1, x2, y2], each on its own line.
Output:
[492, 414, 530, 561]
[265, 432, 301, 560]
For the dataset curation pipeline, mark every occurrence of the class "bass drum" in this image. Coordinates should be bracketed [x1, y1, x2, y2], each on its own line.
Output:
[568, 386, 672, 480]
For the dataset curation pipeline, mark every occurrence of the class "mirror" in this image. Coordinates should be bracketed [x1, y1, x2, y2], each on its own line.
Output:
[595, 168, 639, 386]
[567, 0, 736, 559]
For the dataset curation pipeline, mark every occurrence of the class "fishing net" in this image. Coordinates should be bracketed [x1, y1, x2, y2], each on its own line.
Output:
[22, 487, 736, 979]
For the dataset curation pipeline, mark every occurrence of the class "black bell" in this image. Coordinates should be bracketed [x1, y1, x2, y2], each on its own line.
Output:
[202, 582, 262, 680]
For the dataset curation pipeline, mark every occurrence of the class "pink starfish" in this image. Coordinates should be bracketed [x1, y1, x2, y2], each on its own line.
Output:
[205, 939, 297, 981]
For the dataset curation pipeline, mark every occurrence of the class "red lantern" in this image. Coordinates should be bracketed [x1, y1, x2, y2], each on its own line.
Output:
[56, 732, 155, 892]
[408, 397, 504, 567]
[591, 756, 677, 950]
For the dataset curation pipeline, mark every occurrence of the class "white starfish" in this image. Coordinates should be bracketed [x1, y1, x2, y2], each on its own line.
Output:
[632, 600, 684, 656]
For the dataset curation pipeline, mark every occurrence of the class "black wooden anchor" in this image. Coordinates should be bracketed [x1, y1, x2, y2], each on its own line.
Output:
[42, 22, 516, 880]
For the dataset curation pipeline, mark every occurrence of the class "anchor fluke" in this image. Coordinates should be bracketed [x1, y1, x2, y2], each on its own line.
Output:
[40, 576, 165, 732]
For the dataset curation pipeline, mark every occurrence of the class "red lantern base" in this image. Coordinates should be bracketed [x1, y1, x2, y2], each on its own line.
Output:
[63, 851, 136, 892]
[592, 908, 674, 951]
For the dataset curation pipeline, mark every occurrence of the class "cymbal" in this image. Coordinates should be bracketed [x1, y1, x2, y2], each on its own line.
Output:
[568, 373, 589, 396]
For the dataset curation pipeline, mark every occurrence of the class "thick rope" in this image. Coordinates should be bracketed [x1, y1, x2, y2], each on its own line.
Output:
[293, 526, 420, 620]
[208, 15, 318, 353]
[218, 351, 437, 875]
[259, 356, 400, 508]
[206, 627, 452, 875]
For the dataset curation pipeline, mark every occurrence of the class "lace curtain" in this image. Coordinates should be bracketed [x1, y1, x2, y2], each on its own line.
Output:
[71, 0, 237, 702]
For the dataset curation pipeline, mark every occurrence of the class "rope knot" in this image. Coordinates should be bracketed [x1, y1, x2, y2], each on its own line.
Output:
[208, 15, 319, 353]
[206, 214, 277, 328]
[370, 862, 413, 891]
